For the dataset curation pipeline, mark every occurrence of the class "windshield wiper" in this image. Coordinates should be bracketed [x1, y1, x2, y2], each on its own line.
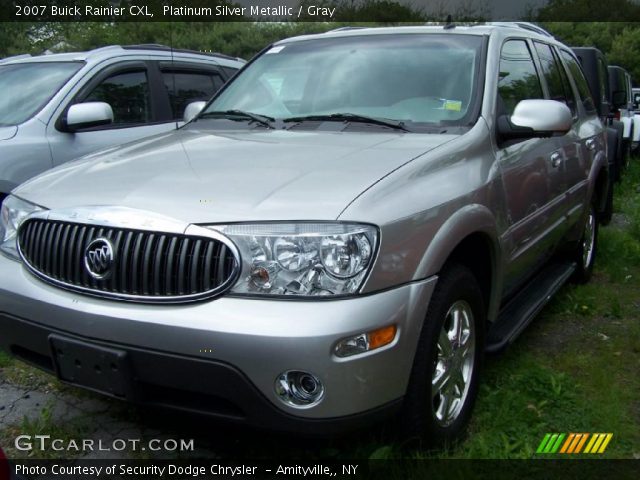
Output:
[283, 113, 410, 132]
[198, 110, 275, 129]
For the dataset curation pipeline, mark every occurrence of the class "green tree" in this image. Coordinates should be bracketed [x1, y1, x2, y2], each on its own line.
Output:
[608, 27, 640, 82]
[537, 0, 640, 21]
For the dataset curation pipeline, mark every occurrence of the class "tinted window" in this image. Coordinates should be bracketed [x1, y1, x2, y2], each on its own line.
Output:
[498, 40, 543, 115]
[534, 42, 576, 115]
[0, 62, 83, 126]
[162, 71, 225, 119]
[84, 70, 151, 125]
[560, 50, 597, 115]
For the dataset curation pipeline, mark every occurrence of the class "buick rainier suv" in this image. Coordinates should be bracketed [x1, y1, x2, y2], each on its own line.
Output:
[0, 24, 608, 442]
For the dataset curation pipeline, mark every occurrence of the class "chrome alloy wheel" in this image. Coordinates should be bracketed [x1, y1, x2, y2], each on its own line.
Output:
[582, 208, 596, 269]
[431, 300, 475, 427]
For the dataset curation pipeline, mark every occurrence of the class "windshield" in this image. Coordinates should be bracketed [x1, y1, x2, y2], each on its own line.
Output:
[0, 61, 83, 126]
[204, 34, 484, 130]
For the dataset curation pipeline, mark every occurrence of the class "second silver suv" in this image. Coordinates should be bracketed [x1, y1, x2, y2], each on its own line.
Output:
[0, 24, 608, 443]
[0, 45, 245, 202]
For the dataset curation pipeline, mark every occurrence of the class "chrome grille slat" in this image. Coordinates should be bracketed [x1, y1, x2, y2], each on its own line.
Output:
[76, 225, 87, 286]
[153, 235, 166, 295]
[58, 223, 70, 281]
[17, 219, 239, 303]
[165, 236, 177, 295]
[120, 231, 133, 294]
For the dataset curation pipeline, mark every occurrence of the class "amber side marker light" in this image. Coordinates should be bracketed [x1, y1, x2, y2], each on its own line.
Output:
[334, 325, 398, 358]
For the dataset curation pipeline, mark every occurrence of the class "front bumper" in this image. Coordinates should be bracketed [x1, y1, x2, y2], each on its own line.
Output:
[0, 254, 437, 431]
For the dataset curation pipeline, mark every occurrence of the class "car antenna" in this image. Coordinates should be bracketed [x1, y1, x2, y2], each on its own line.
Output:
[444, 14, 455, 30]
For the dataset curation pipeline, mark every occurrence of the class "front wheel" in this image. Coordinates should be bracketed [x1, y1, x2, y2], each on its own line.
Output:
[572, 201, 598, 284]
[400, 263, 484, 445]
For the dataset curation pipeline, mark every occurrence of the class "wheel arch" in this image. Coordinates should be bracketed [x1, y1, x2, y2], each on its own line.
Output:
[588, 149, 610, 216]
[415, 204, 502, 324]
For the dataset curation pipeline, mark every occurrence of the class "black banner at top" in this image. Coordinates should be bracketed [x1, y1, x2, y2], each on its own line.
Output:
[1, 0, 640, 23]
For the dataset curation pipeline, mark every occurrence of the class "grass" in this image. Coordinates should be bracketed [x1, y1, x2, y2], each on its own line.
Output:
[0, 350, 13, 368]
[0, 160, 639, 462]
[0, 402, 93, 459]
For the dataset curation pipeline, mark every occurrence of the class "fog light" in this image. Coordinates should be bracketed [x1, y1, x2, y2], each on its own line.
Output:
[275, 370, 324, 408]
[334, 325, 397, 357]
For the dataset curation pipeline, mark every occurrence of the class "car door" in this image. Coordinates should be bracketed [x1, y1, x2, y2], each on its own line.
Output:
[530, 43, 584, 241]
[496, 39, 566, 295]
[47, 61, 176, 167]
[557, 49, 602, 226]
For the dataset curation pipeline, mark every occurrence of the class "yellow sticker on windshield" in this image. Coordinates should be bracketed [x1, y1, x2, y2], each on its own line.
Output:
[444, 100, 462, 112]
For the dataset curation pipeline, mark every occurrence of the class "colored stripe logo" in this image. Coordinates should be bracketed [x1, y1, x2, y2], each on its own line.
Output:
[536, 433, 613, 454]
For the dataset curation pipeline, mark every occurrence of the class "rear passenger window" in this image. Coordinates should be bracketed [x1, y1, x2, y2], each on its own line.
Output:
[534, 42, 576, 115]
[497, 40, 543, 115]
[162, 71, 225, 120]
[560, 50, 597, 115]
[84, 70, 151, 125]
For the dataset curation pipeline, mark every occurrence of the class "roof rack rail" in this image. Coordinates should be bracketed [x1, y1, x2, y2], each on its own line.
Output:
[326, 26, 368, 33]
[513, 22, 553, 37]
[0, 53, 32, 64]
[120, 44, 242, 62]
[488, 22, 553, 38]
[86, 45, 123, 54]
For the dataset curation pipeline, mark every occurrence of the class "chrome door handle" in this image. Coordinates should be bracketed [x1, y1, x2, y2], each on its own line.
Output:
[586, 138, 596, 151]
[550, 152, 562, 168]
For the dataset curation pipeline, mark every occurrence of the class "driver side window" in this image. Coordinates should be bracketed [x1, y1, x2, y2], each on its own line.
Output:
[497, 40, 543, 116]
[83, 70, 151, 125]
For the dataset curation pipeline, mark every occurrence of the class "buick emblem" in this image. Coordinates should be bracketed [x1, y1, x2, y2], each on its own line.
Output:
[84, 238, 114, 280]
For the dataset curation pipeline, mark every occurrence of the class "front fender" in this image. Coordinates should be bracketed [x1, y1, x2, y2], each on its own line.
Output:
[414, 204, 502, 322]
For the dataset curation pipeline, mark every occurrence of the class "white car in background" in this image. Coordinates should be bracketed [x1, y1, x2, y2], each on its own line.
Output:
[0, 45, 244, 203]
[633, 87, 640, 154]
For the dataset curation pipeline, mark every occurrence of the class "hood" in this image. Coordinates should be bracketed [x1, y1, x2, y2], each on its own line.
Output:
[0, 126, 17, 141]
[16, 127, 456, 223]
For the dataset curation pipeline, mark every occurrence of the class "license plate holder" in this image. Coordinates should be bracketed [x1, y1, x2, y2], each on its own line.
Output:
[49, 334, 134, 399]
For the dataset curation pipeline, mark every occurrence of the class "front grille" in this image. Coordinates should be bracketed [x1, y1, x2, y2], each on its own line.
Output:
[17, 219, 239, 303]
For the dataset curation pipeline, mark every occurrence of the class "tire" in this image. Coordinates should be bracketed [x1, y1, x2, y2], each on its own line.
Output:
[572, 200, 598, 284]
[600, 178, 614, 226]
[615, 127, 624, 182]
[400, 263, 485, 445]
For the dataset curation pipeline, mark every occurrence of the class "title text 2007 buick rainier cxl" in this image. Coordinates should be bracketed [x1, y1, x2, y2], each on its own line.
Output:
[0, 24, 608, 443]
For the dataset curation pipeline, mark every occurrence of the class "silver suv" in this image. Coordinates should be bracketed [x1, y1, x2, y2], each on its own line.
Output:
[0, 24, 608, 442]
[0, 45, 244, 202]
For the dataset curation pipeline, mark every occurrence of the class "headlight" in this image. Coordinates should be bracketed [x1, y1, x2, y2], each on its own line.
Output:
[0, 195, 43, 260]
[209, 223, 378, 297]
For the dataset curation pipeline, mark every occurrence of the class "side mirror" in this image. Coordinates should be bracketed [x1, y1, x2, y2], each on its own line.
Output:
[498, 99, 572, 141]
[183, 101, 207, 123]
[611, 90, 627, 109]
[66, 102, 114, 132]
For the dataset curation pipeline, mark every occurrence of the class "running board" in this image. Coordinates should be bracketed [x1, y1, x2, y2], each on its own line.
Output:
[486, 262, 576, 353]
